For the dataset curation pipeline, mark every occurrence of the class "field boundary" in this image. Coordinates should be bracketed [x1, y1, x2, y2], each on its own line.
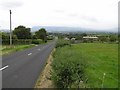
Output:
[34, 48, 55, 88]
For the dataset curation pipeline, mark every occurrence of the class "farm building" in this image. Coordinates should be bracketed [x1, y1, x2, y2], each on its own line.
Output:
[71, 38, 76, 40]
[83, 36, 98, 39]
[83, 36, 98, 42]
[64, 37, 70, 40]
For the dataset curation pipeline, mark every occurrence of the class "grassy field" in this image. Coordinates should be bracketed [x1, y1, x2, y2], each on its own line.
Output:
[0, 40, 53, 56]
[0, 44, 35, 56]
[52, 43, 118, 88]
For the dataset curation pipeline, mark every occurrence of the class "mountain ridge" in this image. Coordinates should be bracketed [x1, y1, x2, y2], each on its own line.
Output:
[0, 26, 117, 33]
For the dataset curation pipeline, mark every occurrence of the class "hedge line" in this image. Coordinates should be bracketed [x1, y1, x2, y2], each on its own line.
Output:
[2, 39, 43, 45]
[51, 40, 87, 88]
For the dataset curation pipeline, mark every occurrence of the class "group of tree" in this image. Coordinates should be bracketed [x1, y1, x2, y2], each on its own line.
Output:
[52, 32, 118, 43]
[2, 25, 48, 44]
[13, 26, 31, 39]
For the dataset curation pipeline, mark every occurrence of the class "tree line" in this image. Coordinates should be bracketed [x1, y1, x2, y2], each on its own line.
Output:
[2, 25, 48, 45]
[52, 32, 118, 43]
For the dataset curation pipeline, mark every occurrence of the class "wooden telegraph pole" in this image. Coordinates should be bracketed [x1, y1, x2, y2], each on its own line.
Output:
[9, 10, 12, 46]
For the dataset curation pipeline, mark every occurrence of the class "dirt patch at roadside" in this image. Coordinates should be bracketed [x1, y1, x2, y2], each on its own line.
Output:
[35, 49, 55, 88]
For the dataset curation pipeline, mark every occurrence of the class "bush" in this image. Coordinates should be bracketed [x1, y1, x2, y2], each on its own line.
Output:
[13, 39, 32, 45]
[2, 39, 33, 45]
[51, 46, 87, 88]
[32, 39, 42, 44]
[55, 40, 71, 48]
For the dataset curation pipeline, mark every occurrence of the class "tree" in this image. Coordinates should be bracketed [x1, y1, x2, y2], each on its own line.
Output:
[2, 32, 9, 40]
[118, 34, 120, 42]
[13, 25, 31, 39]
[35, 28, 47, 42]
[81, 33, 87, 37]
[99, 36, 108, 43]
[1, 32, 10, 44]
[32, 34, 38, 39]
[109, 35, 118, 42]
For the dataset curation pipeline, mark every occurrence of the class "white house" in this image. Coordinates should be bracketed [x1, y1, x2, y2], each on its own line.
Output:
[64, 37, 70, 40]
[71, 38, 76, 40]
[83, 36, 98, 39]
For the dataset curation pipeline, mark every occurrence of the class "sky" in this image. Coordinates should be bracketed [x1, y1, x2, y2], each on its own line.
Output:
[0, 0, 119, 31]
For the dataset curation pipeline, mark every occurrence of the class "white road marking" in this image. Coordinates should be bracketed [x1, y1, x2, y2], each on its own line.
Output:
[38, 49, 40, 51]
[28, 53, 32, 56]
[0, 65, 9, 71]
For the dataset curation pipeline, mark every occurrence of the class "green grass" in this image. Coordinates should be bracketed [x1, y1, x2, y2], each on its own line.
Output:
[0, 44, 35, 56]
[53, 43, 118, 88]
[0, 40, 53, 56]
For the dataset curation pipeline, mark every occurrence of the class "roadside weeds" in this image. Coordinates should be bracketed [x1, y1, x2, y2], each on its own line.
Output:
[35, 48, 55, 88]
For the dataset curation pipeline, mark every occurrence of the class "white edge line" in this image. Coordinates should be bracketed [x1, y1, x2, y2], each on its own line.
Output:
[0, 65, 9, 71]
[28, 53, 32, 56]
[38, 49, 40, 51]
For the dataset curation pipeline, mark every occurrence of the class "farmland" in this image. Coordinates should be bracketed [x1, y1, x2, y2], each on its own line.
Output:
[0, 44, 35, 56]
[51, 43, 118, 88]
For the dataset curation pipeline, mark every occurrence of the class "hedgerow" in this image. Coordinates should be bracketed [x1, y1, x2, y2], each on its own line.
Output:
[55, 40, 71, 48]
[51, 46, 87, 88]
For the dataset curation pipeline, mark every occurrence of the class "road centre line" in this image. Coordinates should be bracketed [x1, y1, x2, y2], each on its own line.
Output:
[0, 65, 9, 71]
[28, 53, 32, 56]
[38, 49, 40, 51]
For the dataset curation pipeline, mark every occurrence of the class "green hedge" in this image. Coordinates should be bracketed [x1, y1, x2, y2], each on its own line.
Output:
[2, 39, 43, 45]
[32, 39, 43, 44]
[55, 40, 71, 48]
[2, 39, 32, 45]
[51, 46, 87, 88]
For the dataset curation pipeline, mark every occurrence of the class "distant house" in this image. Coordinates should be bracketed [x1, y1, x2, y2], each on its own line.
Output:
[71, 38, 76, 40]
[64, 37, 70, 40]
[83, 36, 98, 42]
[83, 36, 98, 39]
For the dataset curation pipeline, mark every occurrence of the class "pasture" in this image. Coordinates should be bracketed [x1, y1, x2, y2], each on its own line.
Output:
[52, 43, 118, 88]
[0, 44, 35, 56]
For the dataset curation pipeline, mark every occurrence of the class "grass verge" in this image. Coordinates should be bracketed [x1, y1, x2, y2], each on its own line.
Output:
[35, 48, 55, 88]
[0, 44, 36, 56]
[51, 43, 118, 88]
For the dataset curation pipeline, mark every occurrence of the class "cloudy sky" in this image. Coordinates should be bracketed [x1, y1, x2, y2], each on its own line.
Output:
[0, 0, 119, 31]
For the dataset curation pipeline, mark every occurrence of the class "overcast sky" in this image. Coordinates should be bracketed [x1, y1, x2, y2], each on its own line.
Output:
[0, 0, 119, 30]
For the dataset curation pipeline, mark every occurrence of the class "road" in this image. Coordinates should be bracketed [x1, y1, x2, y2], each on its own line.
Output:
[2, 41, 55, 88]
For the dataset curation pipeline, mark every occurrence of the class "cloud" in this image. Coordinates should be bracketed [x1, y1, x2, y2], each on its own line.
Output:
[0, 0, 23, 9]
[68, 13, 78, 17]
[81, 16, 98, 22]
[54, 10, 65, 13]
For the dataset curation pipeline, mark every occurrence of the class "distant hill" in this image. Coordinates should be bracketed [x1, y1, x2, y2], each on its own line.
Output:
[0, 26, 117, 33]
[0, 29, 10, 32]
[31, 26, 118, 33]
[32, 26, 86, 32]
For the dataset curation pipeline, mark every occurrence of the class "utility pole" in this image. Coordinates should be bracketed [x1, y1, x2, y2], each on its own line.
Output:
[9, 10, 12, 46]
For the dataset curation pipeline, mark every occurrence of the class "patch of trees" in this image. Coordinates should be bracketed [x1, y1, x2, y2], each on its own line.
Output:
[35, 28, 47, 42]
[53, 32, 118, 43]
[109, 35, 118, 42]
[2, 25, 49, 45]
[13, 26, 31, 39]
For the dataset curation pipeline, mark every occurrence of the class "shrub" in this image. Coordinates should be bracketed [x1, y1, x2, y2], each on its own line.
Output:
[32, 39, 42, 44]
[55, 40, 71, 48]
[51, 46, 87, 88]
[13, 39, 32, 45]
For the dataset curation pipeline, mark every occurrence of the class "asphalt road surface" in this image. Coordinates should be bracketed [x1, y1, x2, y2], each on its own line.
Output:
[2, 41, 55, 88]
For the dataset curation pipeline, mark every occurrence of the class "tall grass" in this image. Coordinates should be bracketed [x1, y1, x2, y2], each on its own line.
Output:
[1, 44, 35, 55]
[55, 39, 71, 48]
[51, 43, 118, 88]
[51, 46, 87, 88]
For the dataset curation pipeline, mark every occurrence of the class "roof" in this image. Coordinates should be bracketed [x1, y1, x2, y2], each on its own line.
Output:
[83, 36, 98, 39]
